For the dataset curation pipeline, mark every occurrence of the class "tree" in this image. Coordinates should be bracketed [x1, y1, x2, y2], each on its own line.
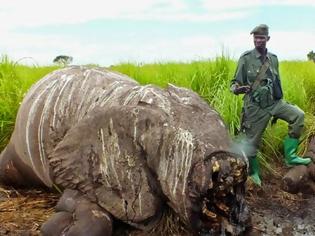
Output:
[307, 51, 315, 62]
[53, 55, 73, 67]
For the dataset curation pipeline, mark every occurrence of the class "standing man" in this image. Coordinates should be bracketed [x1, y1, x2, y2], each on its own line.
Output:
[230, 24, 312, 186]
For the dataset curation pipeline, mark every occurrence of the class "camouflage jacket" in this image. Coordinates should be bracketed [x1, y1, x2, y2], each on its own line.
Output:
[231, 48, 283, 101]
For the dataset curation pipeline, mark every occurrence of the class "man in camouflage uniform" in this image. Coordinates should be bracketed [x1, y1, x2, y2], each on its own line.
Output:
[230, 24, 312, 186]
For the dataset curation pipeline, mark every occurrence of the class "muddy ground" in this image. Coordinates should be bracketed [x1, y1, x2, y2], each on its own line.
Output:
[247, 170, 315, 236]
[0, 165, 314, 236]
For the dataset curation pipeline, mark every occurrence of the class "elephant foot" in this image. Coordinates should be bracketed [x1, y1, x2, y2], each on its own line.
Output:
[41, 189, 113, 236]
[0, 144, 25, 186]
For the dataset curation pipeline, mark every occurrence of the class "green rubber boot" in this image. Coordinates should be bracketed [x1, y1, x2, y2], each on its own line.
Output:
[248, 156, 261, 186]
[283, 136, 312, 166]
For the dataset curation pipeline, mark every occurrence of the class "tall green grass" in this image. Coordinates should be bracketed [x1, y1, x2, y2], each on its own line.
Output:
[1, 55, 315, 172]
[0, 55, 58, 150]
[262, 60, 315, 165]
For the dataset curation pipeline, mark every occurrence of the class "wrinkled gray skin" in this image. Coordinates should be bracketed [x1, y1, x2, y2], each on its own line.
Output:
[0, 66, 249, 235]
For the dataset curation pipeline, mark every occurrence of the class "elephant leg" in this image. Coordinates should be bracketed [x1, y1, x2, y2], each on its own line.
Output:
[0, 143, 43, 187]
[0, 143, 25, 186]
[41, 189, 113, 236]
[39, 211, 73, 236]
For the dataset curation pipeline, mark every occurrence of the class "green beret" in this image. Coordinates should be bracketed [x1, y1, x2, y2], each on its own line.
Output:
[250, 24, 269, 36]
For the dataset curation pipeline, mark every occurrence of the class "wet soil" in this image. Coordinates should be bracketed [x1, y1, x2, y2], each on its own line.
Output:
[246, 166, 315, 236]
[0, 168, 314, 236]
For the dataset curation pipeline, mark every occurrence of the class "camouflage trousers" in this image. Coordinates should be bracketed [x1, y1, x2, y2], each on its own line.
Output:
[241, 98, 305, 157]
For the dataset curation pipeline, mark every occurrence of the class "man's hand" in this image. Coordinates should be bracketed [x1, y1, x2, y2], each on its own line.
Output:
[233, 85, 251, 95]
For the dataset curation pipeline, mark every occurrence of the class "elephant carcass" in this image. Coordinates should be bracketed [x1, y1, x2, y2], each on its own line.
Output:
[0, 66, 250, 235]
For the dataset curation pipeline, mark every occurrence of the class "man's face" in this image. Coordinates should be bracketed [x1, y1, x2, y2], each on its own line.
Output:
[253, 35, 270, 50]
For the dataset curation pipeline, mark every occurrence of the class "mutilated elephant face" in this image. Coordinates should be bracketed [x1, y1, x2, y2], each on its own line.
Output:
[142, 85, 251, 235]
[188, 150, 250, 235]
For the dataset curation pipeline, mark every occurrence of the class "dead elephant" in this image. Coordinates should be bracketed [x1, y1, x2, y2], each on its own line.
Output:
[0, 66, 250, 235]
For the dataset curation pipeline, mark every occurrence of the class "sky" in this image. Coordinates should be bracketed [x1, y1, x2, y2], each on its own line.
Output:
[0, 0, 314, 66]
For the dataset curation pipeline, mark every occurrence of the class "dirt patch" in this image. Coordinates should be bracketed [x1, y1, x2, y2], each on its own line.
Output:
[1, 169, 314, 236]
[247, 166, 315, 236]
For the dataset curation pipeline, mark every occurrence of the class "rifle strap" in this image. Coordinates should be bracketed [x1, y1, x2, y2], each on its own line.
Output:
[251, 58, 270, 91]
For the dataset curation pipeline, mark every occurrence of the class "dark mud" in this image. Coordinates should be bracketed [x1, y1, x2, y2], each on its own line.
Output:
[247, 174, 315, 236]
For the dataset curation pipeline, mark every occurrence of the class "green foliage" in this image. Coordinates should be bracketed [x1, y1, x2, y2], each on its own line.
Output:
[53, 55, 73, 67]
[1, 55, 315, 172]
[307, 50, 315, 62]
[0, 55, 57, 150]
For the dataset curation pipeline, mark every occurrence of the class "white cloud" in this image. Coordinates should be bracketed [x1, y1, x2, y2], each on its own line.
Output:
[210, 30, 315, 60]
[0, 0, 198, 29]
[202, 0, 315, 11]
[0, 0, 158, 28]
[1, 0, 314, 30]
[268, 31, 315, 60]
[1, 1, 314, 65]
[0, 29, 222, 65]
[0, 0, 252, 65]
[0, 0, 251, 30]
[1, 28, 313, 66]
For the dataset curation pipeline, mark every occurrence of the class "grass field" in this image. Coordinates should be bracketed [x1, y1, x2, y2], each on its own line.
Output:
[1, 55, 314, 171]
[0, 56, 58, 150]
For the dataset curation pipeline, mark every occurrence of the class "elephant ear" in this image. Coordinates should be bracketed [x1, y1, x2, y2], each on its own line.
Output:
[48, 113, 97, 191]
